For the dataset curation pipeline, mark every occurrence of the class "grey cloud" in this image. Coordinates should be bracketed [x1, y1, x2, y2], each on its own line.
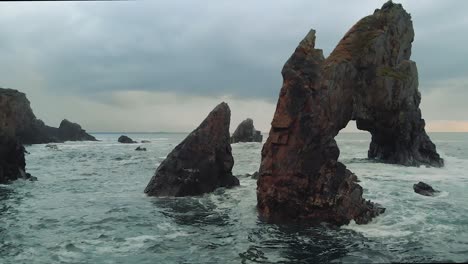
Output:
[0, 0, 466, 104]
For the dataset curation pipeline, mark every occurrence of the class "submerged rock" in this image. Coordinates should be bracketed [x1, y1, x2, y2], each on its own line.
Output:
[144, 102, 239, 197]
[231, 118, 262, 143]
[118, 135, 136, 144]
[141, 140, 151, 143]
[45, 144, 59, 150]
[413, 182, 438, 196]
[258, 2, 441, 226]
[135, 146, 147, 151]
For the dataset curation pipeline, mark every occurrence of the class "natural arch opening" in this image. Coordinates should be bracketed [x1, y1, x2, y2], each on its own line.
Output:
[335, 121, 371, 163]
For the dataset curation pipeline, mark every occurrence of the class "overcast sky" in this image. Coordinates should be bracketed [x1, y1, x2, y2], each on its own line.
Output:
[0, 0, 466, 132]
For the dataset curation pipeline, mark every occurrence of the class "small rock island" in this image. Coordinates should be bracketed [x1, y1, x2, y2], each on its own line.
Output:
[144, 102, 239, 197]
[230, 118, 262, 143]
[118, 135, 137, 144]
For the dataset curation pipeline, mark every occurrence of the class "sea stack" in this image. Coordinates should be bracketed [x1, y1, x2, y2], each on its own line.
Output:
[145, 102, 239, 197]
[258, 2, 440, 225]
[231, 118, 263, 143]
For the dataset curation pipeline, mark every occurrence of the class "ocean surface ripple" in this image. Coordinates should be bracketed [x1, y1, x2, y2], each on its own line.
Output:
[1, 132, 467, 263]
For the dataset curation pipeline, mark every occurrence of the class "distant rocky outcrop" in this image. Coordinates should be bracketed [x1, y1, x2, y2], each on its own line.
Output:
[145, 102, 239, 197]
[413, 182, 438, 196]
[0, 88, 96, 144]
[118, 135, 137, 144]
[135, 146, 147, 151]
[258, 2, 439, 225]
[230, 118, 262, 143]
[57, 119, 97, 141]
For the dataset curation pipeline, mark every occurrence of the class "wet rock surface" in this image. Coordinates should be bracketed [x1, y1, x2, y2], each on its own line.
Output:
[258, 2, 439, 226]
[413, 182, 439, 196]
[135, 146, 147, 151]
[231, 118, 262, 143]
[0, 135, 31, 184]
[145, 102, 239, 197]
[118, 135, 137, 144]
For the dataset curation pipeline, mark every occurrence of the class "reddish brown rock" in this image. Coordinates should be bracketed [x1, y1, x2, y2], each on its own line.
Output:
[144, 102, 239, 197]
[258, 2, 441, 225]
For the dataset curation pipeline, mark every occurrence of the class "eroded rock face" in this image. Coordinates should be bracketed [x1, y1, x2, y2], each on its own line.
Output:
[118, 135, 136, 144]
[0, 88, 96, 144]
[258, 2, 439, 225]
[0, 89, 31, 183]
[231, 118, 263, 143]
[145, 102, 239, 197]
[0, 135, 28, 184]
[325, 1, 443, 167]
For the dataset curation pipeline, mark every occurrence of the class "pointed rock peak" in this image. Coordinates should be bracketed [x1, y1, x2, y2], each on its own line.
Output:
[299, 29, 317, 48]
[145, 102, 239, 197]
[242, 118, 253, 125]
[378, 1, 405, 14]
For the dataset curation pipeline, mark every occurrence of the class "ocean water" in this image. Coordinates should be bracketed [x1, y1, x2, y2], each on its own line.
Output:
[1, 132, 468, 263]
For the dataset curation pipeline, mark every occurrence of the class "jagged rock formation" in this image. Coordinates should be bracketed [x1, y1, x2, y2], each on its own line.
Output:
[118, 135, 136, 144]
[145, 102, 239, 197]
[0, 88, 96, 144]
[413, 181, 438, 196]
[231, 118, 263, 143]
[258, 2, 440, 225]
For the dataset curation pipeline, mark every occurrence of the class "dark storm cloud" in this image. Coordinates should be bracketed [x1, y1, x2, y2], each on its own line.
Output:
[0, 0, 467, 102]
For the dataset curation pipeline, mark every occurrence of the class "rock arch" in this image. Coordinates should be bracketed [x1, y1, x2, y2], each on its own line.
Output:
[257, 2, 443, 225]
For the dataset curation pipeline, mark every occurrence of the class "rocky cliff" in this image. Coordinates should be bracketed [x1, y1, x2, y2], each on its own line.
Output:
[231, 118, 262, 143]
[0, 89, 31, 183]
[145, 102, 239, 196]
[258, 2, 439, 225]
[0, 88, 96, 144]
